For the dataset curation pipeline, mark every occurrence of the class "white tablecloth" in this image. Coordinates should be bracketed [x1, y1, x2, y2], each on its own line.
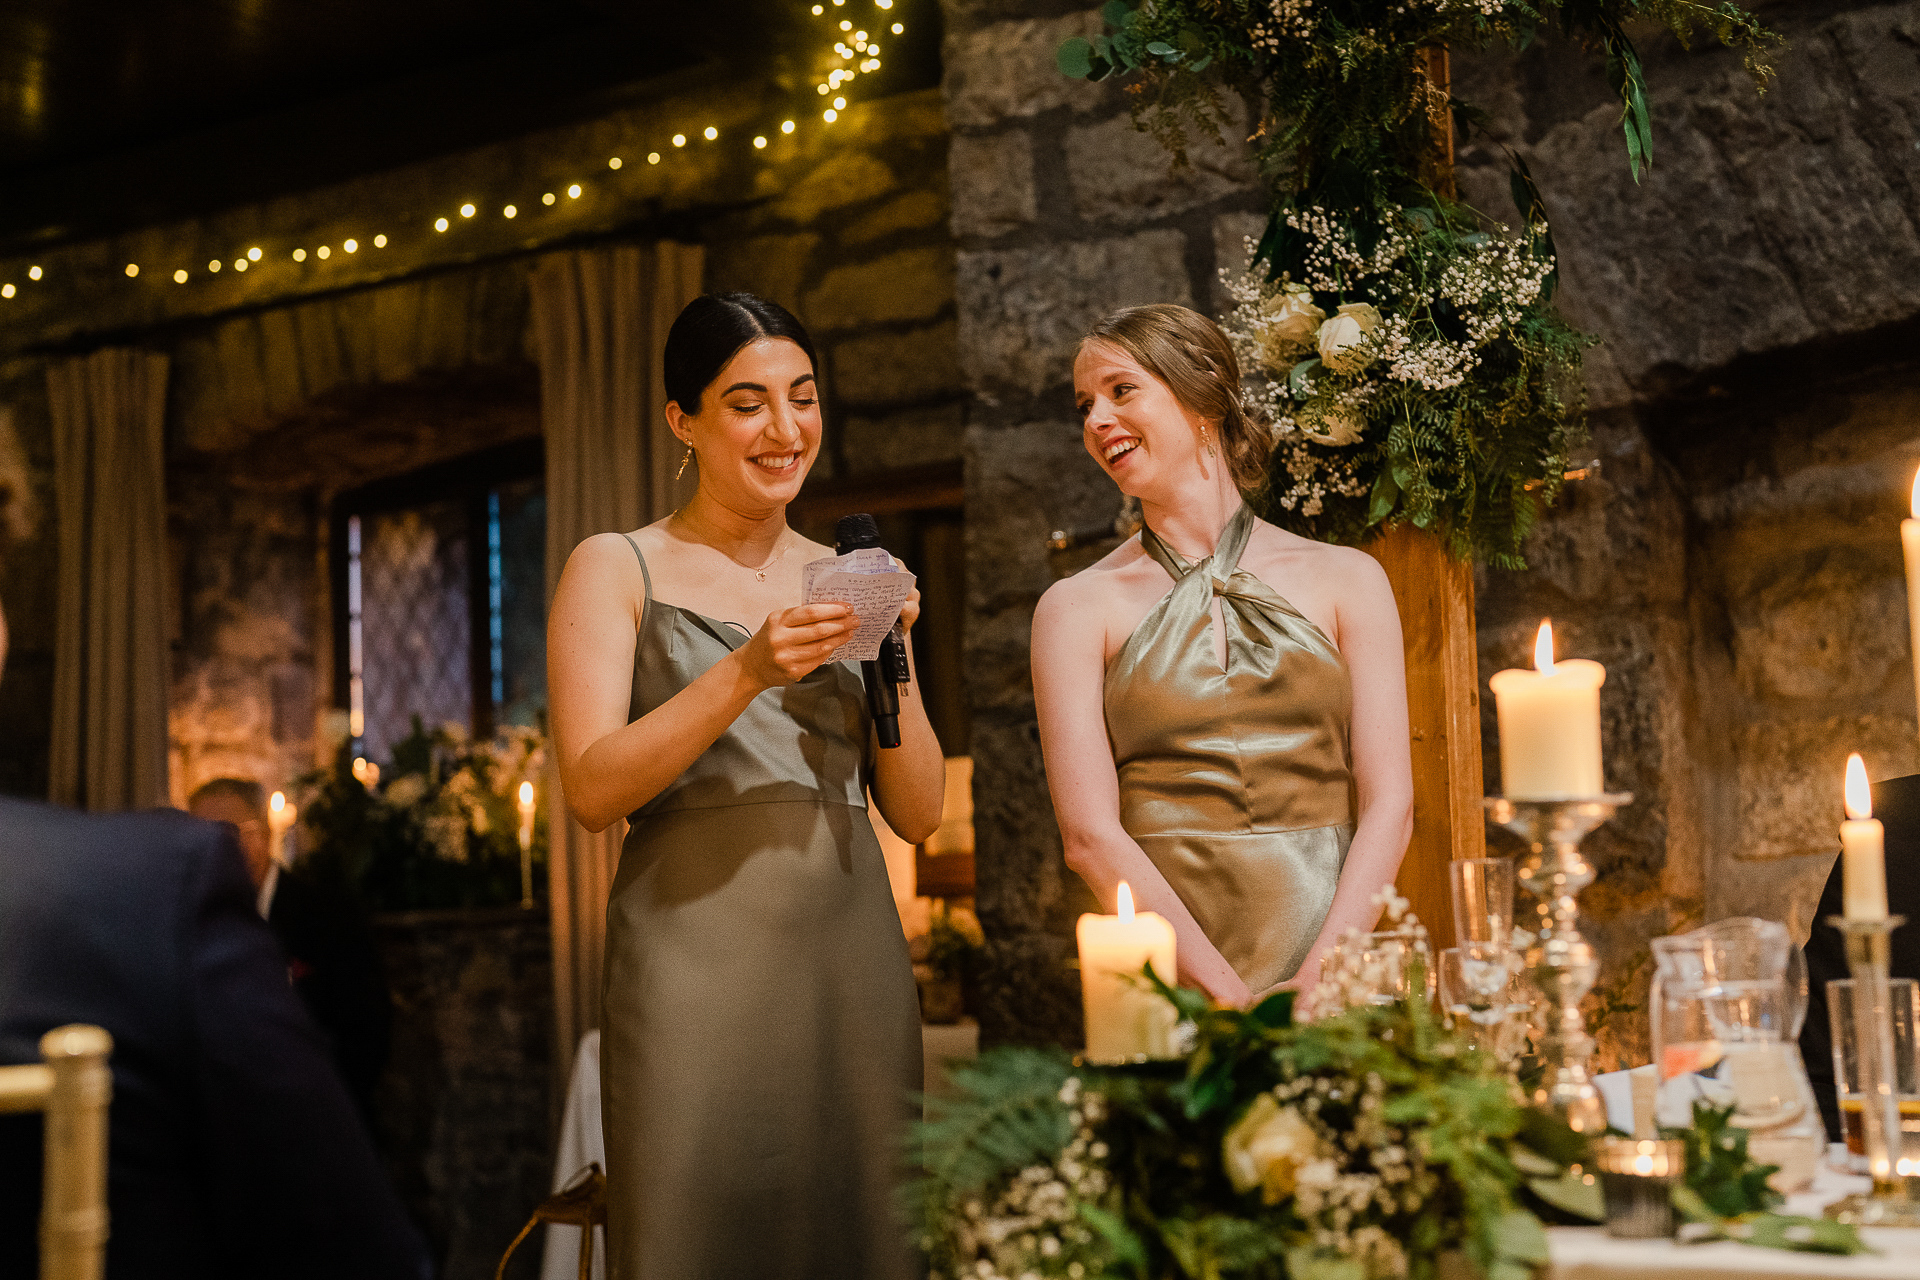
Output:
[541, 1029, 606, 1280]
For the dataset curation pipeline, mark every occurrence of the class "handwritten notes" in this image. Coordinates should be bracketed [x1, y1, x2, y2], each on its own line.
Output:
[802, 547, 916, 662]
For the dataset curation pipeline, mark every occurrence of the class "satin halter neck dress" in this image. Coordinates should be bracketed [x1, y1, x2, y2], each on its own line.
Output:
[1102, 503, 1355, 993]
[599, 535, 919, 1280]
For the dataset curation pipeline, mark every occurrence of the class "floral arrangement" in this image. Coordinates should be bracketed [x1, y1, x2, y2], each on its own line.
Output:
[1060, 0, 1779, 565]
[914, 903, 989, 1024]
[297, 718, 549, 912]
[914, 984, 1590, 1280]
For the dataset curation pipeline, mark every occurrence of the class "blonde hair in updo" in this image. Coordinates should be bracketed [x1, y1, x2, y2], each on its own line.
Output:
[1079, 303, 1274, 493]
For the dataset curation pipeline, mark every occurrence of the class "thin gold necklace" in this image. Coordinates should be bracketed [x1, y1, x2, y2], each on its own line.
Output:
[675, 511, 793, 581]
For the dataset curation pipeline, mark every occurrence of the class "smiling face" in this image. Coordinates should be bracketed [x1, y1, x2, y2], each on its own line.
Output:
[1073, 340, 1210, 499]
[669, 337, 821, 515]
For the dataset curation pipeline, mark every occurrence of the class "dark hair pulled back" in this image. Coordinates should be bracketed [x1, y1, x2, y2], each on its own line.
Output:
[663, 293, 818, 415]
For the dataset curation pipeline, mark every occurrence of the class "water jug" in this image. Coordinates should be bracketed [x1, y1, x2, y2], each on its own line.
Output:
[1648, 917, 1821, 1189]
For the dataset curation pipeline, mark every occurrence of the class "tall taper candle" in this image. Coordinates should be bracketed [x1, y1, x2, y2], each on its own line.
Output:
[1488, 621, 1607, 799]
[267, 791, 296, 867]
[1842, 753, 1888, 922]
[1902, 469, 1920, 726]
[517, 781, 536, 908]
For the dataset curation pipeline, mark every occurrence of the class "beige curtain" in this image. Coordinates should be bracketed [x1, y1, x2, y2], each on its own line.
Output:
[47, 349, 171, 812]
[532, 243, 703, 1064]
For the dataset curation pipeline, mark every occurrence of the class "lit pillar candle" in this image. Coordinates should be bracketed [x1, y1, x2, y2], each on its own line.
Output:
[518, 782, 536, 908]
[1902, 469, 1920, 725]
[1076, 882, 1178, 1063]
[267, 791, 297, 867]
[1487, 620, 1607, 799]
[1841, 753, 1888, 921]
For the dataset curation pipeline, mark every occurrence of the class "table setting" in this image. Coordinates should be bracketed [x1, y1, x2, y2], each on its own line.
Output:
[915, 605, 1920, 1280]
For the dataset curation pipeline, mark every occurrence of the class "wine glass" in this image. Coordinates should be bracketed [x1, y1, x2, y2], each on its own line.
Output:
[1439, 944, 1517, 1046]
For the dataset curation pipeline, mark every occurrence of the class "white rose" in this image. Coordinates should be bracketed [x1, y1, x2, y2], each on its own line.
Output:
[1300, 400, 1366, 446]
[1316, 302, 1382, 374]
[1258, 289, 1325, 369]
[1222, 1093, 1324, 1204]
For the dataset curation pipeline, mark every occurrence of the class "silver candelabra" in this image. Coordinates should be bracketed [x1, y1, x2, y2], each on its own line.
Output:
[1485, 794, 1632, 1136]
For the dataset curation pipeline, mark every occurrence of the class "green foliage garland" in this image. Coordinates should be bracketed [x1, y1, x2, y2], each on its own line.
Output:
[1060, 0, 1780, 566]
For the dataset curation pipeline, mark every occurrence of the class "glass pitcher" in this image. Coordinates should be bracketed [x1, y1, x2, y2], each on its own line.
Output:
[1649, 917, 1822, 1189]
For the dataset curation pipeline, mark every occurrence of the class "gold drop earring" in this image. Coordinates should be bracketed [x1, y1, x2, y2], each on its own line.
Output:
[675, 442, 694, 482]
[1201, 423, 1216, 459]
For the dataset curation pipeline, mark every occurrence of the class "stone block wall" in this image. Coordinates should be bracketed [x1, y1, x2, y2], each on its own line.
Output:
[944, 0, 1920, 1056]
[940, 0, 1265, 1045]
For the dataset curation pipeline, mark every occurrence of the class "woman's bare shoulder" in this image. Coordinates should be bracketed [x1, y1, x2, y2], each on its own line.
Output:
[1038, 536, 1154, 608]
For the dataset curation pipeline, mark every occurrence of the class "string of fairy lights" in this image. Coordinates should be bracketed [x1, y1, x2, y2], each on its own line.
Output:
[0, 0, 906, 305]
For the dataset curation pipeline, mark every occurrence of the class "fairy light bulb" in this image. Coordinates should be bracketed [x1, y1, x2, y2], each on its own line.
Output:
[567, 183, 582, 198]
[343, 239, 357, 252]
[823, 108, 838, 122]
[247, 247, 262, 261]
[27, 265, 41, 280]
[459, 203, 476, 218]
[891, 21, 903, 32]
[172, 269, 187, 283]
[233, 259, 247, 272]
[703, 126, 718, 140]
[647, 151, 661, 163]
[373, 234, 387, 247]
[292, 248, 307, 261]
[608, 156, 622, 169]
[503, 205, 517, 218]
[208, 259, 222, 273]
[316, 245, 330, 259]
[753, 135, 767, 148]
[781, 120, 795, 134]
[672, 133, 686, 147]
[125, 263, 139, 277]
[435, 217, 450, 231]
[0, 284, 14, 298]
[542, 192, 556, 205]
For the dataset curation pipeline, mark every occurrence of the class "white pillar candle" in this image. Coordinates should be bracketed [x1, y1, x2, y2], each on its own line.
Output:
[1841, 753, 1888, 922]
[1487, 620, 1607, 799]
[1076, 882, 1178, 1063]
[1902, 469, 1920, 727]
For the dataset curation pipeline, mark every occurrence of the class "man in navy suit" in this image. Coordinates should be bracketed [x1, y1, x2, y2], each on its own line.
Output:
[0, 432, 428, 1276]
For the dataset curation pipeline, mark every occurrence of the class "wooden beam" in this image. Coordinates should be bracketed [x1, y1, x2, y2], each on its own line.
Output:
[1364, 525, 1485, 950]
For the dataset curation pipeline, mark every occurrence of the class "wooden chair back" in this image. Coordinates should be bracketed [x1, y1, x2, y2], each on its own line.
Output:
[0, 1025, 113, 1280]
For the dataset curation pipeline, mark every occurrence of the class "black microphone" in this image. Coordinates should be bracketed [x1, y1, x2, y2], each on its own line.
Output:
[834, 513, 909, 749]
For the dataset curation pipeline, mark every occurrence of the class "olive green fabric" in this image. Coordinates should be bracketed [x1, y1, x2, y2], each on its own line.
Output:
[601, 535, 918, 1280]
[1103, 502, 1355, 993]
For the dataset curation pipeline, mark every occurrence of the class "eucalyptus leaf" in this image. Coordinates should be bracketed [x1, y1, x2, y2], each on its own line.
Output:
[1288, 357, 1320, 401]
[1146, 40, 1176, 56]
[1057, 37, 1094, 79]
[1367, 468, 1400, 526]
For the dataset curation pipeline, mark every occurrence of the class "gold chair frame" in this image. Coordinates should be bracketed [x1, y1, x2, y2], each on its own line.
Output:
[0, 1026, 112, 1280]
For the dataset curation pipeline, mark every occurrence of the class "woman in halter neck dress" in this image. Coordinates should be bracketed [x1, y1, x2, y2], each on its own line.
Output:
[1032, 304, 1413, 1008]
[548, 293, 944, 1278]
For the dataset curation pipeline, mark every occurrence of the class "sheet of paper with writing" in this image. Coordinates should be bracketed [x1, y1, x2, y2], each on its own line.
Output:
[802, 548, 916, 662]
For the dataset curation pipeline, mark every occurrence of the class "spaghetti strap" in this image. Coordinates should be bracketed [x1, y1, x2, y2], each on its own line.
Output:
[621, 533, 654, 602]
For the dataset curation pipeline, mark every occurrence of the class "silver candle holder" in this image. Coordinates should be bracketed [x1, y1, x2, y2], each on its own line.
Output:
[1824, 913, 1920, 1227]
[1485, 794, 1632, 1136]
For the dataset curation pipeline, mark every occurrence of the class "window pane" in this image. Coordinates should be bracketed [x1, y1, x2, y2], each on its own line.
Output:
[360, 501, 471, 762]
[494, 478, 546, 728]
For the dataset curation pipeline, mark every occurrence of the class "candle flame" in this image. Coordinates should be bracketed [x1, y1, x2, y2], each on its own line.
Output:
[1910, 467, 1920, 519]
[351, 758, 367, 782]
[269, 790, 285, 814]
[1845, 752, 1872, 820]
[1117, 881, 1135, 921]
[519, 781, 535, 806]
[1533, 620, 1555, 673]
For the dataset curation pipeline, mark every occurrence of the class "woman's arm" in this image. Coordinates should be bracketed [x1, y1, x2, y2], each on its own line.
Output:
[1271, 549, 1414, 995]
[548, 533, 860, 832]
[868, 577, 946, 844]
[1032, 577, 1252, 1007]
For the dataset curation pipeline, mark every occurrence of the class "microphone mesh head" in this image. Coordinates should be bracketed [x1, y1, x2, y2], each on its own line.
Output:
[835, 512, 881, 554]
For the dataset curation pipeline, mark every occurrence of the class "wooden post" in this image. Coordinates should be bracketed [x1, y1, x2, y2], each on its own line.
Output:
[1352, 45, 1487, 948]
[1364, 527, 1484, 951]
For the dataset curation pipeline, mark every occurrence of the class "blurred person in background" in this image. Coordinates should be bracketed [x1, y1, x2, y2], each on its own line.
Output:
[0, 420, 428, 1279]
[188, 777, 393, 1128]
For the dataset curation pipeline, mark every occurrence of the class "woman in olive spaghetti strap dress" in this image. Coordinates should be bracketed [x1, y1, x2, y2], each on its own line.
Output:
[1033, 305, 1413, 1009]
[548, 294, 944, 1280]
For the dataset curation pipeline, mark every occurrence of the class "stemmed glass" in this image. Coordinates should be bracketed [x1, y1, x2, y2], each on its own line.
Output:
[1440, 944, 1520, 1050]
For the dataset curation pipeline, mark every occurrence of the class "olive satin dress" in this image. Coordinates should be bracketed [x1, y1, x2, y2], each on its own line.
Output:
[1103, 503, 1355, 994]
[600, 535, 919, 1280]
